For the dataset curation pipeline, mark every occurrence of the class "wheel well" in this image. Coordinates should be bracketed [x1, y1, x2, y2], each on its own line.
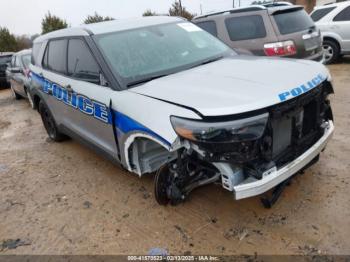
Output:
[128, 137, 176, 175]
[324, 37, 340, 50]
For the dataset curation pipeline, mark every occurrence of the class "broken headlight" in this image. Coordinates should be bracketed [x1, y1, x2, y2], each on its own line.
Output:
[171, 113, 269, 143]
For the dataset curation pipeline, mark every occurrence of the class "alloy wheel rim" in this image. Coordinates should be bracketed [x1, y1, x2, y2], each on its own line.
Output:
[323, 45, 334, 62]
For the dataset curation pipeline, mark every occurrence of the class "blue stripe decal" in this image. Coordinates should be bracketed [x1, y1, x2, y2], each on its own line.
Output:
[30, 71, 171, 146]
[114, 111, 171, 146]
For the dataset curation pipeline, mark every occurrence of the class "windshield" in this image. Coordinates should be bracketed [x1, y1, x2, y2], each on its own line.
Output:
[95, 22, 232, 88]
[274, 9, 315, 35]
[21, 54, 31, 69]
[0, 56, 12, 65]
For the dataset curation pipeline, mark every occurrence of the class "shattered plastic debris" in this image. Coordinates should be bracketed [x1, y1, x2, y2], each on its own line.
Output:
[1, 239, 31, 251]
[148, 247, 168, 256]
[0, 164, 9, 173]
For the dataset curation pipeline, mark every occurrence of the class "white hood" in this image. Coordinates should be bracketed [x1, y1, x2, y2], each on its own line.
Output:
[129, 56, 330, 116]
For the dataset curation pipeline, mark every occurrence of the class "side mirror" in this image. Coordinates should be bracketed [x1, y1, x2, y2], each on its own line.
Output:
[11, 67, 22, 74]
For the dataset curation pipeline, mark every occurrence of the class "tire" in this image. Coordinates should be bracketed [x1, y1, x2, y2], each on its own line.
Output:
[323, 39, 340, 64]
[154, 165, 171, 206]
[39, 101, 68, 142]
[10, 83, 22, 100]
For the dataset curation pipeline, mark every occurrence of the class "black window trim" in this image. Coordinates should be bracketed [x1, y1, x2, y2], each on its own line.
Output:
[333, 6, 350, 22]
[41, 36, 108, 87]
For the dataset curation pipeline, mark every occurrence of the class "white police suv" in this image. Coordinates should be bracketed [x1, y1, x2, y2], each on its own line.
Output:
[30, 16, 334, 206]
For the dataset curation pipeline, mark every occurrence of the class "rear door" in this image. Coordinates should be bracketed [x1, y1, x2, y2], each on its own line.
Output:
[270, 7, 322, 58]
[331, 5, 350, 51]
[41, 38, 70, 124]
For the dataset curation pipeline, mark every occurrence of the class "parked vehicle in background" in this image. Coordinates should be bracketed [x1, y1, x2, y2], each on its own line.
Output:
[193, 2, 324, 62]
[6, 49, 34, 106]
[311, 1, 350, 64]
[0, 53, 13, 87]
[30, 17, 334, 207]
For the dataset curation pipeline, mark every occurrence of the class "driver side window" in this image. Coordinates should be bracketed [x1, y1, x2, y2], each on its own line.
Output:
[67, 39, 101, 84]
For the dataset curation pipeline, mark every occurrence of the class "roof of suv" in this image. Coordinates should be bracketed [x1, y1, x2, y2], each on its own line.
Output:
[193, 2, 298, 20]
[34, 16, 184, 43]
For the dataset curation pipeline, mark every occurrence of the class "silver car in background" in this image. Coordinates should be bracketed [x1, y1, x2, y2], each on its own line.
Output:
[311, 1, 350, 63]
[6, 49, 35, 107]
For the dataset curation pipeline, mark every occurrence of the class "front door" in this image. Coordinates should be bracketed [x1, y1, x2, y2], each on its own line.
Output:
[62, 38, 119, 159]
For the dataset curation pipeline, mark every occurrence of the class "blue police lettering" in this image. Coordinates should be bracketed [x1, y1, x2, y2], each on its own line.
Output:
[36, 74, 110, 124]
[94, 102, 109, 123]
[78, 95, 94, 115]
[43, 79, 52, 94]
[278, 74, 325, 102]
[52, 84, 63, 100]
[291, 87, 302, 97]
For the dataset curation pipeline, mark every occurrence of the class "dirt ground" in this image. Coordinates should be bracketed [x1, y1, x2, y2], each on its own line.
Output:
[0, 58, 349, 256]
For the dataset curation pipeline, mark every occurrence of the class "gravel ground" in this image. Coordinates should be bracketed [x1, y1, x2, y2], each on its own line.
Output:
[0, 58, 349, 255]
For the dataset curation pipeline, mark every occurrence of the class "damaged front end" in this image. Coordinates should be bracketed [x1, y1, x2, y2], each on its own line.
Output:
[154, 80, 334, 206]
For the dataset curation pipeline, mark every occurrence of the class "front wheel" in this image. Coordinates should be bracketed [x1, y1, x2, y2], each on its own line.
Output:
[323, 40, 340, 64]
[39, 101, 68, 142]
[154, 165, 171, 205]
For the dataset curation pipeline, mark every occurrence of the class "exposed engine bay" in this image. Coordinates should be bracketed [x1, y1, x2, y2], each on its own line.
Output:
[154, 80, 334, 206]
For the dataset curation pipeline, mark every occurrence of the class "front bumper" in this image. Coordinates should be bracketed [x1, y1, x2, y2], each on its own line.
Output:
[233, 120, 334, 200]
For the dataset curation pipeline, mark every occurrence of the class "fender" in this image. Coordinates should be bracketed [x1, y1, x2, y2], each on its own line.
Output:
[321, 31, 344, 50]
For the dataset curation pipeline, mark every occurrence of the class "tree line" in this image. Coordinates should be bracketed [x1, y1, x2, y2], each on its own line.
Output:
[0, 1, 196, 52]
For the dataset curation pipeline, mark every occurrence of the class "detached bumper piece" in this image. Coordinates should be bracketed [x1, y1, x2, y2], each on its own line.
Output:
[233, 120, 333, 200]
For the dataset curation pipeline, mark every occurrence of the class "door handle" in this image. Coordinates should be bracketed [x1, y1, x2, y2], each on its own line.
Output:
[65, 84, 74, 93]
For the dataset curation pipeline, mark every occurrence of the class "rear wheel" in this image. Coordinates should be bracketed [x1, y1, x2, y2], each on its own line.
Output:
[323, 40, 340, 64]
[39, 101, 67, 142]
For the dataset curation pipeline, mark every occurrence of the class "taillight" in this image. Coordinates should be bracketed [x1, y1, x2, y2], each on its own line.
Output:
[264, 40, 297, 56]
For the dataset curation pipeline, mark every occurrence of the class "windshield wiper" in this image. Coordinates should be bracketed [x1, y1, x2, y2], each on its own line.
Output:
[190, 55, 224, 69]
[127, 74, 168, 88]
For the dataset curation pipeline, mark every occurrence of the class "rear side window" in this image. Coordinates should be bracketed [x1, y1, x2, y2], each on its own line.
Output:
[274, 9, 315, 35]
[195, 21, 218, 37]
[311, 7, 336, 22]
[333, 6, 350, 21]
[67, 39, 100, 83]
[44, 39, 67, 73]
[225, 15, 266, 41]
[32, 43, 42, 66]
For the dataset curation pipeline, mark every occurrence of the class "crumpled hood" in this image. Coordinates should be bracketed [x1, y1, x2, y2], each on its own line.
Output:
[129, 56, 330, 116]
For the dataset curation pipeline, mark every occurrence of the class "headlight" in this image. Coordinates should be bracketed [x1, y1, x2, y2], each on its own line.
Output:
[170, 113, 269, 143]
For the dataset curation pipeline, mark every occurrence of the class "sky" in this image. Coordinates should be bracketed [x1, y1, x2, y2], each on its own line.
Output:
[0, 0, 253, 36]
